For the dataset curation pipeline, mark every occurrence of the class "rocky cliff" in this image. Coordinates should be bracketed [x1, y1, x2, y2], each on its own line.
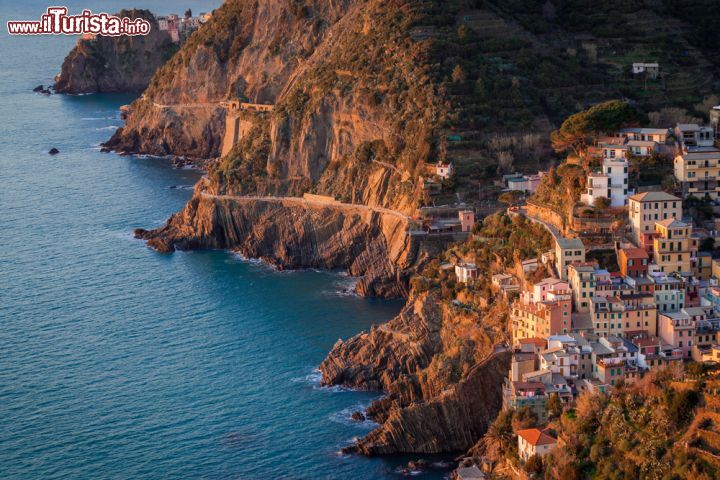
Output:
[135, 180, 425, 297]
[54, 10, 177, 94]
[320, 291, 511, 454]
[104, 0, 441, 210]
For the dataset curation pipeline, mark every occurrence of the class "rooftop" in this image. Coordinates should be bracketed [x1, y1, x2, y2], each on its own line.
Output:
[621, 247, 649, 259]
[655, 218, 687, 228]
[517, 428, 557, 446]
[629, 191, 681, 202]
[556, 237, 584, 249]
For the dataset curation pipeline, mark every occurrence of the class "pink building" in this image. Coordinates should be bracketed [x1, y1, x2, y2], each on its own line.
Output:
[658, 311, 695, 359]
[531, 278, 570, 304]
[458, 210, 475, 232]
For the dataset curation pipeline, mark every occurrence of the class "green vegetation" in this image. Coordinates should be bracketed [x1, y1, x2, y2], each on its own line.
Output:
[550, 100, 646, 156]
[532, 163, 586, 213]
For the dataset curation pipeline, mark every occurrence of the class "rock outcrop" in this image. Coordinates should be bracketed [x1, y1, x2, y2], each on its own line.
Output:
[320, 291, 511, 454]
[54, 10, 177, 94]
[136, 181, 424, 298]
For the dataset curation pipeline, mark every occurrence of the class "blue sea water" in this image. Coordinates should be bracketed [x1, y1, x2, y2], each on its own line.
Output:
[0, 1, 452, 479]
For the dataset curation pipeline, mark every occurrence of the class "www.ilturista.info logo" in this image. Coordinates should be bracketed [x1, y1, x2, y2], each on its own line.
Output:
[7, 7, 151, 36]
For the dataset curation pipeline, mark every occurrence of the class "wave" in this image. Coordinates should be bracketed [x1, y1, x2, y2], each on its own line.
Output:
[291, 368, 360, 393]
[95, 125, 121, 131]
[328, 403, 378, 429]
[81, 116, 117, 120]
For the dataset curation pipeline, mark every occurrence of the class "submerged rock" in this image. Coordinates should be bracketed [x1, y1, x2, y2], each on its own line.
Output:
[48, 148, 59, 155]
[351, 411, 365, 422]
[32, 85, 44, 92]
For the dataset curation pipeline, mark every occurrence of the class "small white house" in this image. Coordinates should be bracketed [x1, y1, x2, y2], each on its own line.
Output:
[627, 140, 656, 157]
[436, 161, 454, 179]
[455, 263, 478, 284]
[632, 62, 659, 79]
[157, 16, 169, 31]
[517, 428, 558, 462]
[581, 156, 630, 208]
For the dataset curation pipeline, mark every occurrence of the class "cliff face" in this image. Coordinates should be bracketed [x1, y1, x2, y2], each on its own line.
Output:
[320, 292, 511, 454]
[104, 0, 440, 211]
[136, 181, 423, 297]
[54, 10, 177, 94]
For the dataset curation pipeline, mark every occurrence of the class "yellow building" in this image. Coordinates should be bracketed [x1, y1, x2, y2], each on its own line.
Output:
[674, 151, 720, 199]
[591, 293, 657, 338]
[653, 219, 694, 275]
[567, 262, 597, 313]
[511, 291, 572, 344]
[628, 191, 682, 248]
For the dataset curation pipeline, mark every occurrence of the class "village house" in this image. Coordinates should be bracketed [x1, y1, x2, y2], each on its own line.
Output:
[567, 263, 598, 313]
[436, 161, 454, 179]
[627, 140, 657, 157]
[658, 311, 695, 359]
[632, 62, 659, 79]
[492, 273, 520, 295]
[503, 381, 548, 422]
[675, 123, 716, 148]
[628, 191, 682, 248]
[617, 127, 669, 144]
[618, 247, 649, 278]
[455, 262, 478, 284]
[505, 172, 544, 193]
[458, 210, 475, 232]
[674, 150, 720, 199]
[651, 273, 685, 313]
[512, 289, 572, 343]
[516, 428, 558, 462]
[653, 219, 695, 274]
[590, 293, 657, 338]
[529, 277, 570, 303]
[555, 237, 586, 280]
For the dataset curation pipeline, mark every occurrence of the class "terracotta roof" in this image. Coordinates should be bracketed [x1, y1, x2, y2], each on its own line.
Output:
[519, 337, 547, 347]
[621, 247, 649, 259]
[517, 428, 557, 446]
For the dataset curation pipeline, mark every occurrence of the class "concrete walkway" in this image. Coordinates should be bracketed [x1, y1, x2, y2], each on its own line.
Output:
[152, 102, 222, 109]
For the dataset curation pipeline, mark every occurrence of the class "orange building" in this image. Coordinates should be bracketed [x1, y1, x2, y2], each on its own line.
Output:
[512, 290, 572, 343]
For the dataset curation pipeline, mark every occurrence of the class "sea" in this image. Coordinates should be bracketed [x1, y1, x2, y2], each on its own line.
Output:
[0, 1, 451, 479]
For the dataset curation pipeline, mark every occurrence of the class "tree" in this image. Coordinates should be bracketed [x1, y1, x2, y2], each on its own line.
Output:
[452, 64, 467, 84]
[551, 100, 646, 156]
[547, 392, 563, 419]
[482, 409, 515, 460]
[499, 190, 523, 206]
[593, 196, 611, 210]
[184, 9, 192, 18]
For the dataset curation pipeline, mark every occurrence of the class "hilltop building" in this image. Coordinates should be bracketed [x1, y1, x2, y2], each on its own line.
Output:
[675, 123, 715, 148]
[674, 150, 720, 199]
[436, 161, 453, 179]
[455, 263, 478, 284]
[581, 156, 630, 207]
